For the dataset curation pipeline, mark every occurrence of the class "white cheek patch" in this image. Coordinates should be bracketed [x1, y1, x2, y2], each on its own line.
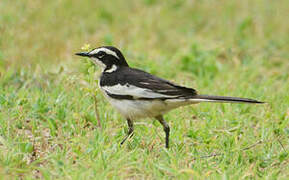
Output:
[91, 57, 106, 69]
[89, 48, 119, 59]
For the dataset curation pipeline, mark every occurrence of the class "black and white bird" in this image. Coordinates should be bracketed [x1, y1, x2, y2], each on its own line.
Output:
[75, 46, 263, 148]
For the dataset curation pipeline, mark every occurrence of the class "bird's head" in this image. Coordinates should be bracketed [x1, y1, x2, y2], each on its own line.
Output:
[75, 46, 128, 72]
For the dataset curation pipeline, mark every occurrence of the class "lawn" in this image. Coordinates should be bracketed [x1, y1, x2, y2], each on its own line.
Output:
[0, 0, 288, 179]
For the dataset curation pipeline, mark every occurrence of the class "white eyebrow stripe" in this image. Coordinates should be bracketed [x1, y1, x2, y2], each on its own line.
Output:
[89, 48, 119, 59]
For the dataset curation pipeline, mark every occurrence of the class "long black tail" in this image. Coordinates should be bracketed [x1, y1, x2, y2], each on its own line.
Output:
[191, 95, 264, 104]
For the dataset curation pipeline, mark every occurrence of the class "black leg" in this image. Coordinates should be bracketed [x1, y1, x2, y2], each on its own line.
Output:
[120, 118, 134, 145]
[156, 115, 170, 148]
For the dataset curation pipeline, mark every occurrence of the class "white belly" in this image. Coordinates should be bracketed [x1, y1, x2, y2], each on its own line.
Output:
[102, 93, 194, 120]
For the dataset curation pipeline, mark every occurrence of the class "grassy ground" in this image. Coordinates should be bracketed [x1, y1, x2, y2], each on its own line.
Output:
[1, 0, 289, 179]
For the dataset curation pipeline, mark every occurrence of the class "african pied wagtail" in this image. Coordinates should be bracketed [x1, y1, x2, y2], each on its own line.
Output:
[76, 46, 264, 148]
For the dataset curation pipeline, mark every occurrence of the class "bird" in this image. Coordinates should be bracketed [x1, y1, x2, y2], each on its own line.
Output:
[75, 46, 264, 148]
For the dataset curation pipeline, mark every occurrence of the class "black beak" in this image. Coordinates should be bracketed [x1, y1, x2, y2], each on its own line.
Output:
[75, 52, 90, 57]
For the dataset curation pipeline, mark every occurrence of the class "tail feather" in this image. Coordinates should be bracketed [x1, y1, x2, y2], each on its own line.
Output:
[191, 95, 264, 104]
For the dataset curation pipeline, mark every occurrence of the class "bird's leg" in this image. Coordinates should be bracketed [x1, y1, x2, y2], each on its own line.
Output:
[156, 115, 170, 148]
[120, 118, 134, 145]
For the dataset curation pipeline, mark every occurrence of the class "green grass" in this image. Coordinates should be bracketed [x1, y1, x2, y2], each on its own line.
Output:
[1, 0, 289, 179]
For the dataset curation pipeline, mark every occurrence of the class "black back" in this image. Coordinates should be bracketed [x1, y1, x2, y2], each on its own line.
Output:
[100, 66, 198, 98]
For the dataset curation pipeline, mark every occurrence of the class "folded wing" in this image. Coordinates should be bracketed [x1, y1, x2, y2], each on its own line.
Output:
[101, 67, 198, 100]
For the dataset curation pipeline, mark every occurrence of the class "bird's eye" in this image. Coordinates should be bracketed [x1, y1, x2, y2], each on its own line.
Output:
[97, 51, 105, 58]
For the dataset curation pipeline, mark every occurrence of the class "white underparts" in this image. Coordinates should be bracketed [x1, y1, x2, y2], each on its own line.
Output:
[101, 93, 195, 120]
